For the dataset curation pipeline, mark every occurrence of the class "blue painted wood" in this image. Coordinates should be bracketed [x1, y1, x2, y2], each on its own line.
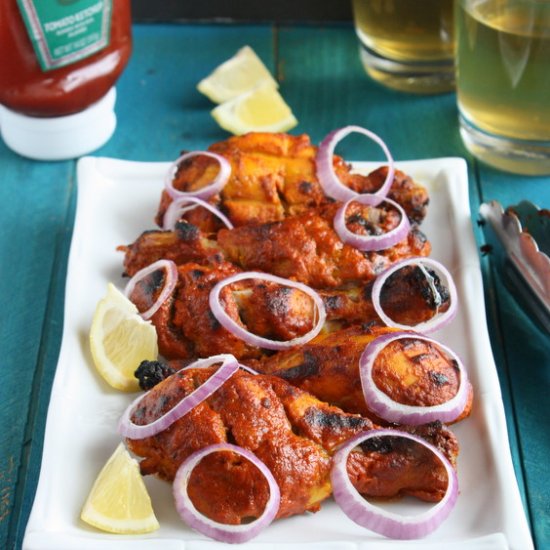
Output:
[0, 146, 75, 549]
[0, 21, 548, 550]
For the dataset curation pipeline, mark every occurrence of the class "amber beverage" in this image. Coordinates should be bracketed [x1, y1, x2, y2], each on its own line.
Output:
[352, 0, 455, 93]
[456, 0, 550, 174]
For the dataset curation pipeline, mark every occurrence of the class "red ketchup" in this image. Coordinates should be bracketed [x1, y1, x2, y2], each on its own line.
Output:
[0, 0, 132, 160]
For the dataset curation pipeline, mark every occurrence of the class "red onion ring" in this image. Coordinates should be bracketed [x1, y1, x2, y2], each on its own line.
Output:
[124, 259, 178, 320]
[316, 125, 395, 203]
[333, 195, 410, 251]
[163, 196, 234, 231]
[209, 271, 327, 350]
[237, 363, 259, 375]
[173, 442, 280, 543]
[372, 258, 458, 333]
[331, 429, 458, 539]
[118, 354, 239, 439]
[359, 332, 469, 425]
[179, 361, 259, 376]
[165, 151, 231, 200]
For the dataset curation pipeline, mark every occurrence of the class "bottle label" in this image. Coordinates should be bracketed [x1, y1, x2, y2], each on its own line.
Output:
[16, 0, 112, 71]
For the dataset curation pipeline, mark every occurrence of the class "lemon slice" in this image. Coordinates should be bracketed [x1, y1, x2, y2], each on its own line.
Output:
[197, 45, 278, 103]
[211, 83, 298, 135]
[81, 443, 160, 534]
[89, 283, 158, 392]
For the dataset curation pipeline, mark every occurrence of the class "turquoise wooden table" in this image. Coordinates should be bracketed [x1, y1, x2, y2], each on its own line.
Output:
[1, 22, 549, 550]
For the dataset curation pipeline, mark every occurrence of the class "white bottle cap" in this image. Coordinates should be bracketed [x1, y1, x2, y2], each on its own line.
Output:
[0, 87, 117, 161]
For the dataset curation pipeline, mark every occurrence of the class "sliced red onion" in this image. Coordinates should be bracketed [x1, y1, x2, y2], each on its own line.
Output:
[372, 258, 458, 333]
[316, 125, 395, 203]
[124, 259, 179, 320]
[209, 271, 327, 350]
[163, 196, 234, 231]
[118, 354, 239, 439]
[333, 195, 410, 251]
[173, 443, 280, 543]
[331, 429, 458, 539]
[238, 363, 259, 375]
[359, 332, 469, 425]
[180, 361, 259, 376]
[165, 151, 231, 200]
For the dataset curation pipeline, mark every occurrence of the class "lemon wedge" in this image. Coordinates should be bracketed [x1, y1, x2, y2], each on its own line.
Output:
[81, 443, 160, 534]
[211, 82, 298, 135]
[89, 283, 158, 392]
[197, 45, 278, 103]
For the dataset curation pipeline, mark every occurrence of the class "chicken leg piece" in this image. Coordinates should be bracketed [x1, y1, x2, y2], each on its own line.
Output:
[126, 366, 459, 524]
[250, 325, 473, 424]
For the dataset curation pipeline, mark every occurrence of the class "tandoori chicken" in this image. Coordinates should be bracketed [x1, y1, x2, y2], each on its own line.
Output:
[155, 132, 430, 230]
[126, 366, 459, 524]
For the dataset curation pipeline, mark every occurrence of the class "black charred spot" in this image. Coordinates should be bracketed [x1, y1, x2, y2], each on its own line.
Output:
[157, 394, 171, 412]
[148, 269, 165, 292]
[275, 351, 320, 380]
[324, 295, 343, 310]
[190, 269, 205, 280]
[429, 371, 449, 386]
[175, 221, 200, 241]
[411, 225, 428, 243]
[304, 408, 369, 430]
[266, 287, 292, 317]
[133, 406, 147, 420]
[135, 360, 175, 390]
[361, 320, 377, 331]
[347, 214, 382, 236]
[424, 268, 450, 307]
[255, 223, 276, 239]
[208, 309, 222, 330]
[360, 436, 395, 454]
[412, 420, 443, 439]
[299, 181, 313, 194]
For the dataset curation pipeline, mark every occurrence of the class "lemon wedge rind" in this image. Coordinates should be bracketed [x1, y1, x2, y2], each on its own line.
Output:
[81, 443, 159, 534]
[197, 45, 278, 104]
[89, 283, 158, 392]
[211, 83, 298, 136]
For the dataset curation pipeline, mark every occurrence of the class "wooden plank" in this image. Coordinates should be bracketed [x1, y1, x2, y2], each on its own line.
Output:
[0, 143, 74, 549]
[101, 23, 277, 159]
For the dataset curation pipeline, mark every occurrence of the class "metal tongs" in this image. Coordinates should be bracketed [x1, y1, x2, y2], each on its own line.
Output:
[479, 200, 550, 334]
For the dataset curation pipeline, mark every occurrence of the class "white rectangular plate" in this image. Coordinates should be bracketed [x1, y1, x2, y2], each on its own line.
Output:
[23, 157, 533, 549]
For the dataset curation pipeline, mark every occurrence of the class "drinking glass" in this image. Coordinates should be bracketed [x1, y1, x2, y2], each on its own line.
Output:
[352, 0, 455, 93]
[456, 0, 550, 175]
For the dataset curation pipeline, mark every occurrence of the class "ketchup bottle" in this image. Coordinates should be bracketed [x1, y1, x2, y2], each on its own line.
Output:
[0, 0, 132, 160]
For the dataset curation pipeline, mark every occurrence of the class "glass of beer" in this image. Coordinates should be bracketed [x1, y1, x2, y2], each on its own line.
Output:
[456, 0, 550, 175]
[351, 0, 455, 93]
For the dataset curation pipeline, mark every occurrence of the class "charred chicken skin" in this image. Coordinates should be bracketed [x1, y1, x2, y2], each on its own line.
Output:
[123, 201, 430, 288]
[155, 132, 430, 230]
[128, 260, 453, 365]
[216, 202, 430, 288]
[248, 325, 473, 424]
[127, 366, 458, 524]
